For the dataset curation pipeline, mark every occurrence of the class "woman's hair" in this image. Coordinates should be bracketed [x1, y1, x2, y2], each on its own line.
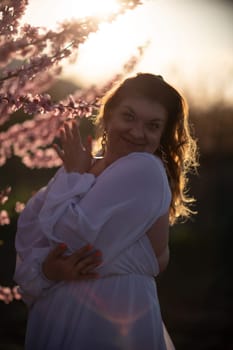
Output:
[96, 73, 199, 225]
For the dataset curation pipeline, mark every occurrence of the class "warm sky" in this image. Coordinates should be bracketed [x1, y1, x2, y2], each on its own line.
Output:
[22, 0, 233, 108]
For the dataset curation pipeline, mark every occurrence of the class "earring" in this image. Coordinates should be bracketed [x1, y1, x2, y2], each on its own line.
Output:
[101, 129, 107, 155]
[158, 145, 168, 165]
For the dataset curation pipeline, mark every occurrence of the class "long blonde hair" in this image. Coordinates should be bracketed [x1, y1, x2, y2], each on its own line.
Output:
[96, 73, 199, 225]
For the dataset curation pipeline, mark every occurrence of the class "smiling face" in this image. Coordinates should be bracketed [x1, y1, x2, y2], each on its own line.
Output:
[104, 96, 167, 164]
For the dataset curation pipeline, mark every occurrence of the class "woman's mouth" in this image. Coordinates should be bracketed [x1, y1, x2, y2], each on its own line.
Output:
[121, 137, 146, 147]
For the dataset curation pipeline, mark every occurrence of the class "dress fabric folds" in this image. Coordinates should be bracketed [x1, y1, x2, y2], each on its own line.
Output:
[14, 152, 175, 350]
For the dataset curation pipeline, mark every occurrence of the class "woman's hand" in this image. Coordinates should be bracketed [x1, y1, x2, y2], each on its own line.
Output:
[54, 120, 92, 173]
[42, 243, 102, 281]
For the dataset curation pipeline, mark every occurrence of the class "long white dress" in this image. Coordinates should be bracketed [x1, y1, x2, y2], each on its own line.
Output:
[14, 152, 174, 350]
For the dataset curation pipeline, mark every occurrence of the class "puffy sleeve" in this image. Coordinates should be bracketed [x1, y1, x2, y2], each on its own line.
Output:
[14, 167, 95, 306]
[38, 152, 171, 265]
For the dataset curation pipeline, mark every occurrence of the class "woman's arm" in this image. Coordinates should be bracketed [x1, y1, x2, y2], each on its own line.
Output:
[42, 243, 102, 281]
[157, 246, 170, 272]
[146, 212, 170, 272]
[14, 181, 59, 306]
[38, 152, 171, 265]
[14, 167, 96, 306]
[15, 243, 102, 306]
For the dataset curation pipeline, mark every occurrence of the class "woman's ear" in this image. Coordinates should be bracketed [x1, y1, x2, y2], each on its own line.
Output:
[102, 119, 107, 132]
[103, 111, 111, 130]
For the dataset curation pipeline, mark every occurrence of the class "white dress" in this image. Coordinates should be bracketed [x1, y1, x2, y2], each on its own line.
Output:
[14, 152, 174, 350]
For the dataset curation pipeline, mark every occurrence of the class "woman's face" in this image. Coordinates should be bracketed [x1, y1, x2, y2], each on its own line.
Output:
[104, 96, 167, 164]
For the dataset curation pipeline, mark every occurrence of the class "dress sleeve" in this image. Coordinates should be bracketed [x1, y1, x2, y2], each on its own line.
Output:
[14, 167, 95, 306]
[38, 152, 171, 264]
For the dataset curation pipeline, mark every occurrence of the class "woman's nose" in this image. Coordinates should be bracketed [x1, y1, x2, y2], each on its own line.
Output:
[130, 124, 145, 139]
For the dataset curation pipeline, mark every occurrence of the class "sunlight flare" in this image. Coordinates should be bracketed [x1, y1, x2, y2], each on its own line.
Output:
[56, 0, 120, 20]
[23, 0, 120, 27]
[64, 6, 151, 85]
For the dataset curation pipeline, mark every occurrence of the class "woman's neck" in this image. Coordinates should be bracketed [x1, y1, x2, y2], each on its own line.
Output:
[89, 151, 118, 176]
[89, 157, 107, 176]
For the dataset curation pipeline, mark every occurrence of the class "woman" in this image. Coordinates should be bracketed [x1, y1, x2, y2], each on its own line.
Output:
[14, 73, 198, 349]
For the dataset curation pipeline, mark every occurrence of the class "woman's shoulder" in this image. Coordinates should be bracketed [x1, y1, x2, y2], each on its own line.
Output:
[112, 152, 164, 172]
[99, 152, 165, 181]
[124, 152, 162, 164]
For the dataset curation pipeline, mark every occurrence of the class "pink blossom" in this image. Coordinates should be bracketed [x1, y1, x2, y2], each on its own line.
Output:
[0, 187, 11, 204]
[0, 285, 22, 304]
[0, 1, 28, 36]
[0, 210, 10, 225]
[15, 201, 25, 213]
[12, 285, 22, 300]
[0, 287, 13, 304]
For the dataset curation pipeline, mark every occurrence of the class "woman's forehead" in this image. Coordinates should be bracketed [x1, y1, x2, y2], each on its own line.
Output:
[120, 95, 166, 111]
[115, 96, 168, 121]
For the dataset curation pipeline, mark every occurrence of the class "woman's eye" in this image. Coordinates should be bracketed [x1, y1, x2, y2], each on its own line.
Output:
[123, 112, 134, 121]
[148, 122, 159, 130]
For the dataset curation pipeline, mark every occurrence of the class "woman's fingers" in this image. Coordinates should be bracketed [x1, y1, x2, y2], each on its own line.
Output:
[74, 252, 102, 278]
[43, 242, 101, 281]
[64, 121, 73, 141]
[68, 245, 102, 278]
[79, 273, 100, 280]
[78, 260, 102, 274]
[53, 125, 69, 161]
[59, 120, 83, 150]
[69, 244, 101, 263]
[55, 120, 93, 173]
[60, 126, 67, 145]
[53, 143, 64, 161]
[42, 243, 68, 281]
[71, 120, 83, 150]
[76, 253, 102, 270]
[69, 244, 94, 264]
[85, 135, 92, 156]
[75, 259, 101, 280]
[48, 243, 67, 259]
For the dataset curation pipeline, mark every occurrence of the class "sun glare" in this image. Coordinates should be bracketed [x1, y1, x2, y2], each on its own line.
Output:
[57, 0, 119, 20]
[23, 0, 120, 28]
[23, 0, 147, 85]
[64, 6, 151, 86]
[23, 0, 233, 107]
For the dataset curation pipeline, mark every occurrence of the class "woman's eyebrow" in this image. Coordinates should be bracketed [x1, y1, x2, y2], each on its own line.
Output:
[122, 105, 135, 113]
[150, 117, 165, 122]
[122, 105, 166, 122]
